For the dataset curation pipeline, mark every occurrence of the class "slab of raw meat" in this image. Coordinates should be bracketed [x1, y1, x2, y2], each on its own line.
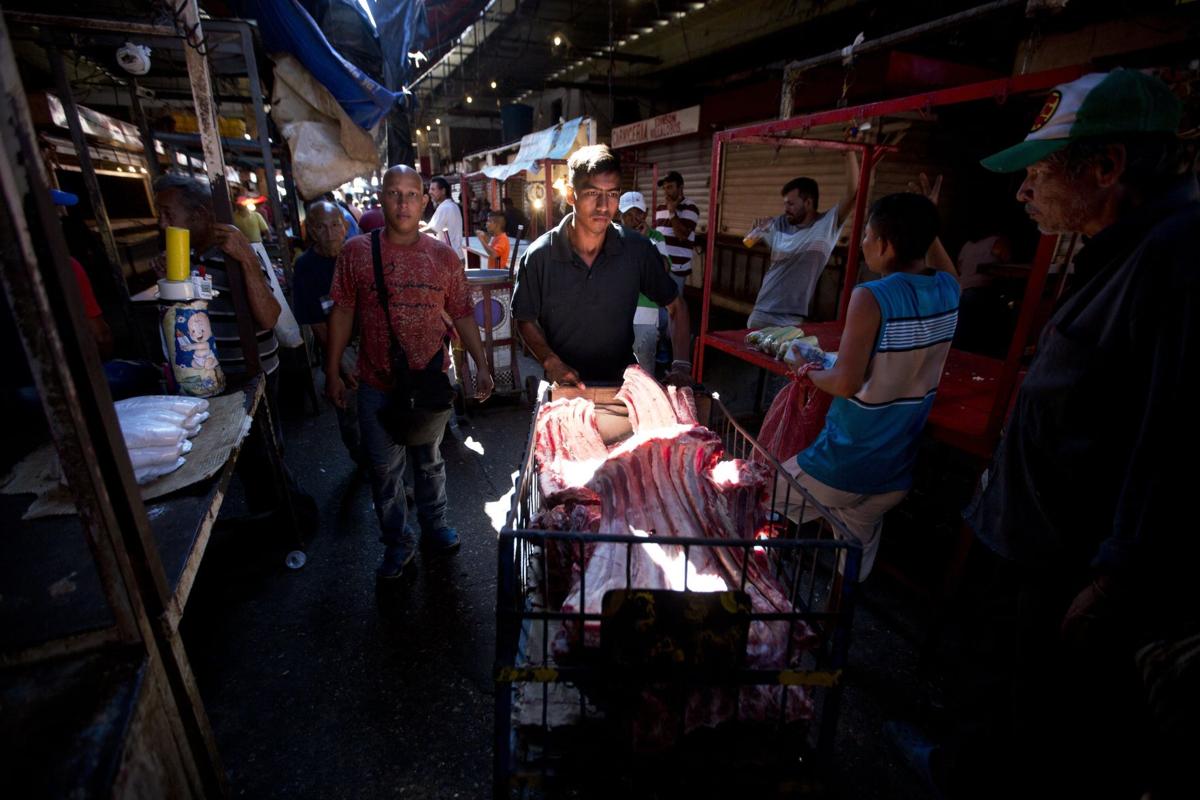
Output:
[667, 384, 698, 425]
[615, 364, 689, 432]
[532, 398, 608, 500]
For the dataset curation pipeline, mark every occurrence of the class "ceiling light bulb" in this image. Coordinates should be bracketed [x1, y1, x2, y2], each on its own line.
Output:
[628, 33, 639, 41]
[426, 124, 431, 130]
[490, 80, 497, 89]
[435, 117, 441, 124]
[466, 95, 473, 103]
[689, 1, 705, 9]
[616, 38, 627, 46]
[655, 18, 669, 27]
[553, 35, 562, 47]
[639, 26, 653, 34]
[674, 10, 686, 18]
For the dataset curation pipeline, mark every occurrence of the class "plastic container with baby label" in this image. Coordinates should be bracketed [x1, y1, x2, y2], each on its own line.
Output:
[160, 300, 225, 397]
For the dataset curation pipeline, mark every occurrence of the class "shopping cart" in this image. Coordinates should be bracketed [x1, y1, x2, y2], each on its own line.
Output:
[495, 384, 861, 798]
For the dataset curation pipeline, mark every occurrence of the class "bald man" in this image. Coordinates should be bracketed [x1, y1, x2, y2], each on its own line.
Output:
[294, 200, 363, 468]
[325, 166, 494, 582]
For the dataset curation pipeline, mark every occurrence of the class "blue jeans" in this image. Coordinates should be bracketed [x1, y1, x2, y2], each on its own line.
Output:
[357, 383, 449, 550]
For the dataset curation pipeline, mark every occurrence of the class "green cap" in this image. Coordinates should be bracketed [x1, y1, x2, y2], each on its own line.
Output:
[981, 69, 1182, 173]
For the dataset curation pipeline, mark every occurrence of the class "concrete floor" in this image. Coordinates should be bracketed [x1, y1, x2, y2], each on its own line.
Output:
[182, 364, 955, 799]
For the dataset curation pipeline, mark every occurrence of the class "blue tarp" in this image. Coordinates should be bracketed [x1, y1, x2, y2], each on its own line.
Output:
[370, 0, 429, 89]
[245, 0, 404, 130]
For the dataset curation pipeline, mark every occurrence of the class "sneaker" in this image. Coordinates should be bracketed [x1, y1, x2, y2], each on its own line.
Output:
[421, 526, 460, 553]
[376, 544, 415, 579]
[883, 720, 945, 799]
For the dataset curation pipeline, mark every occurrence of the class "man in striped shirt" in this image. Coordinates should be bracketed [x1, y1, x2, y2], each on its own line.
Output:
[653, 170, 700, 292]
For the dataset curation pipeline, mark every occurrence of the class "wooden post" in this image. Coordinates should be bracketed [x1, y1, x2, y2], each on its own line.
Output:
[179, 0, 261, 378]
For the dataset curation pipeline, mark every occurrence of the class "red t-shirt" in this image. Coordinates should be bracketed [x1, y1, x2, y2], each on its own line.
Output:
[330, 233, 472, 391]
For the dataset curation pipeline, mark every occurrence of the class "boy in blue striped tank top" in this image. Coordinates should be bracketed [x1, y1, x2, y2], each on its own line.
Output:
[777, 193, 960, 579]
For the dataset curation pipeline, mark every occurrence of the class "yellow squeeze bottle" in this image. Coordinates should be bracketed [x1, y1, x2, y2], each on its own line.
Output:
[165, 226, 190, 281]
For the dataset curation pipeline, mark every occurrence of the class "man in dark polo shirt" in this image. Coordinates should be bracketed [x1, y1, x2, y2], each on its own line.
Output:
[512, 144, 692, 387]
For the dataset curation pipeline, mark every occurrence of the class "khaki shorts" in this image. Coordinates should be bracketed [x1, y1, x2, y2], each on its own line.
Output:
[772, 457, 907, 581]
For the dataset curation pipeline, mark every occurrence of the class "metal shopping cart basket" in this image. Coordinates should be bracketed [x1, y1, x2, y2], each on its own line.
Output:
[495, 384, 861, 798]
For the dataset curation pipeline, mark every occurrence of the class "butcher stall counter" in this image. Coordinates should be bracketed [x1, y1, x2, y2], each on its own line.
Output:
[702, 322, 1010, 459]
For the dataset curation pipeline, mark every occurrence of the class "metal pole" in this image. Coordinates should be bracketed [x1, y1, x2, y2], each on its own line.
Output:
[837, 144, 873, 321]
[45, 43, 131, 312]
[462, 174, 471, 238]
[4, 11, 176, 36]
[696, 136, 723, 382]
[128, 78, 161, 188]
[179, 0, 261, 377]
[987, 233, 1056, 440]
[236, 23, 290, 267]
[779, 0, 1024, 117]
[651, 163, 658, 227]
[543, 160, 553, 231]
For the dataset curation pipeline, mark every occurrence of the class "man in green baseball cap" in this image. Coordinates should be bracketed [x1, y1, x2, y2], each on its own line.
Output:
[887, 69, 1198, 799]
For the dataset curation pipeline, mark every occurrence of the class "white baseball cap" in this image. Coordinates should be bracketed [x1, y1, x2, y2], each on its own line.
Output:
[618, 191, 647, 213]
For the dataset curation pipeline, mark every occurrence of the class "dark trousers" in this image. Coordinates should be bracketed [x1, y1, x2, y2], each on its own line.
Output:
[942, 549, 1150, 799]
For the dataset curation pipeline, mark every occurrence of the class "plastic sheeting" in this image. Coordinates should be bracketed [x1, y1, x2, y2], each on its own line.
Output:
[271, 54, 382, 199]
[247, 0, 403, 131]
[482, 117, 586, 181]
[371, 0, 429, 89]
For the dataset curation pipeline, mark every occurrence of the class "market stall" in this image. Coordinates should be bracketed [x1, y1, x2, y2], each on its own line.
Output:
[696, 65, 1087, 460]
[0, 9, 303, 795]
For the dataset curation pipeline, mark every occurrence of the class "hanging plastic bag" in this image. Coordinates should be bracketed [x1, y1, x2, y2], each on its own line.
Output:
[754, 378, 834, 464]
[251, 242, 303, 348]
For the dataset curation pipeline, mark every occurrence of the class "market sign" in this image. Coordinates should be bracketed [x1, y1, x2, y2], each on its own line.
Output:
[611, 106, 700, 149]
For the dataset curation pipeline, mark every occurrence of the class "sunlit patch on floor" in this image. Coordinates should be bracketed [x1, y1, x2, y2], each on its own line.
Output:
[485, 470, 520, 532]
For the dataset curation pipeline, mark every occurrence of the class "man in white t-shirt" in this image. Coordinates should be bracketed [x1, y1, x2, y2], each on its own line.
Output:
[423, 176, 464, 261]
[745, 151, 861, 328]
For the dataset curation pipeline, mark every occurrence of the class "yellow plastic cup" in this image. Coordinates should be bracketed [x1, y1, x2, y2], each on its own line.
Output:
[165, 226, 190, 281]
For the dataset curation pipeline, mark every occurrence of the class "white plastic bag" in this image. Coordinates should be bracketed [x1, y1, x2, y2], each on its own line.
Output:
[251, 242, 303, 348]
[128, 443, 185, 469]
[134, 456, 186, 485]
[119, 419, 187, 450]
[115, 395, 208, 417]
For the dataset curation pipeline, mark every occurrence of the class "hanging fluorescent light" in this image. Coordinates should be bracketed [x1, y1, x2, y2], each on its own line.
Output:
[655, 18, 669, 27]
[639, 26, 653, 34]
[628, 33, 639, 41]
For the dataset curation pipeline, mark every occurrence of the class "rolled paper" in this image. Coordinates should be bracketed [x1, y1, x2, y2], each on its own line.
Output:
[165, 226, 190, 282]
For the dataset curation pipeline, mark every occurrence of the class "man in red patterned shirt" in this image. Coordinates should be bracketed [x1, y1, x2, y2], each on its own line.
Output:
[325, 165, 494, 581]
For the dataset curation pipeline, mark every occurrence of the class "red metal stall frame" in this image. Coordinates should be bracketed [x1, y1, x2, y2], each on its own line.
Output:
[538, 158, 567, 233]
[696, 64, 1086, 455]
[623, 154, 658, 221]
